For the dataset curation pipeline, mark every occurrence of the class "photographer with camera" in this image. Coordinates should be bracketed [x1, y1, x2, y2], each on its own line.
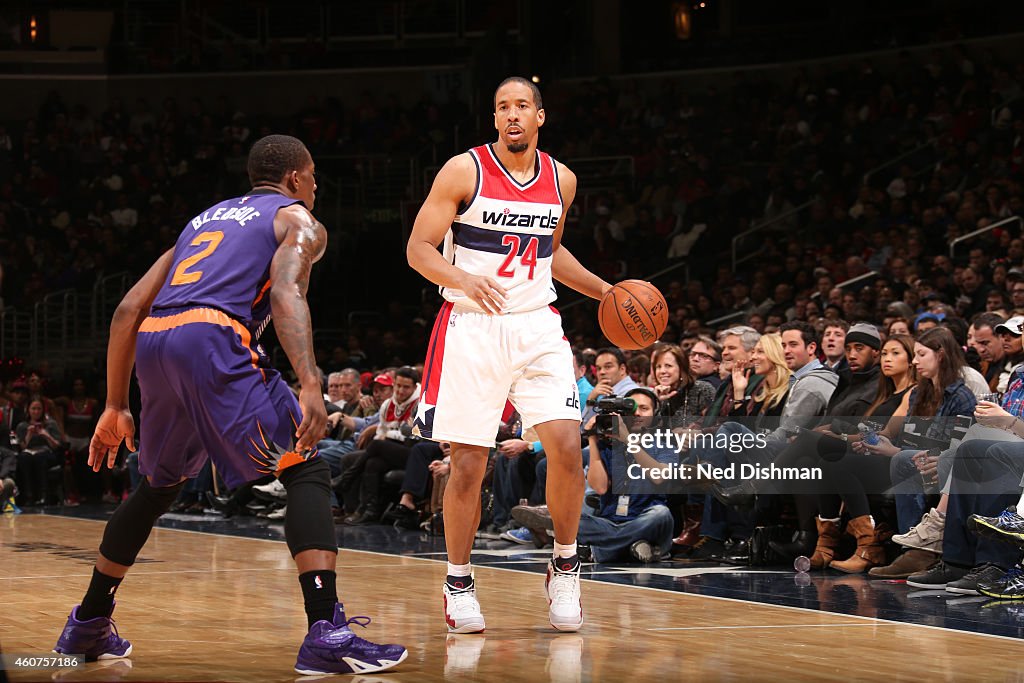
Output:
[513, 388, 675, 564]
[581, 348, 640, 424]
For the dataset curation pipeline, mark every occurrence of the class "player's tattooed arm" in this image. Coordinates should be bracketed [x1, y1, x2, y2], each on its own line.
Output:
[271, 205, 328, 451]
[550, 162, 612, 300]
[271, 205, 327, 389]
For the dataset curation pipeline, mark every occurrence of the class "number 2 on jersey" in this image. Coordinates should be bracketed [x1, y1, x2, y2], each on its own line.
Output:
[497, 234, 539, 280]
[170, 231, 224, 286]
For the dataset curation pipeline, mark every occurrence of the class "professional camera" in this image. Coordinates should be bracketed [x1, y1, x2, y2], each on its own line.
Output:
[593, 396, 637, 437]
[396, 422, 423, 444]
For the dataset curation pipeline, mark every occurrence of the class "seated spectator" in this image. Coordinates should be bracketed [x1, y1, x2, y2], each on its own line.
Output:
[672, 330, 745, 551]
[942, 316, 992, 395]
[627, 354, 650, 387]
[513, 388, 675, 564]
[900, 371, 1024, 592]
[683, 332, 792, 562]
[687, 336, 723, 389]
[53, 376, 98, 505]
[970, 313, 1009, 391]
[332, 373, 395, 515]
[650, 344, 715, 421]
[787, 334, 917, 568]
[859, 327, 978, 578]
[2, 380, 29, 434]
[996, 316, 1024, 381]
[915, 312, 944, 333]
[26, 371, 60, 432]
[15, 399, 63, 506]
[821, 320, 849, 375]
[383, 440, 450, 530]
[315, 368, 367, 512]
[344, 366, 420, 525]
[728, 334, 792, 423]
[582, 348, 640, 423]
[888, 318, 912, 337]
[701, 326, 762, 429]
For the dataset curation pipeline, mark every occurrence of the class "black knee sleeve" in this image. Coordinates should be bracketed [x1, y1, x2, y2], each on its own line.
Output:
[279, 457, 338, 557]
[99, 478, 185, 566]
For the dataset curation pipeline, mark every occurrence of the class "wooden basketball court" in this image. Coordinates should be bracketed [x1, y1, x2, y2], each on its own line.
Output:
[3, 514, 1024, 682]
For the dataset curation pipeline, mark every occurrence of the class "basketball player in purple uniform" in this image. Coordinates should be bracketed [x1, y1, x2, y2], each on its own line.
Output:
[54, 135, 407, 675]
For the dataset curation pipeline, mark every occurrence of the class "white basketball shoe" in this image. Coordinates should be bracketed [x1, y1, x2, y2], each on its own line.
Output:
[546, 558, 584, 632]
[443, 579, 486, 633]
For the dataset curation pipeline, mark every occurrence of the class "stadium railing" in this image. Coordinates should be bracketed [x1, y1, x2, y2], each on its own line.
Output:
[949, 215, 1022, 260]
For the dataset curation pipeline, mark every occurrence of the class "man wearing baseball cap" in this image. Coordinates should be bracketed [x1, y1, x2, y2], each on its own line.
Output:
[335, 373, 394, 439]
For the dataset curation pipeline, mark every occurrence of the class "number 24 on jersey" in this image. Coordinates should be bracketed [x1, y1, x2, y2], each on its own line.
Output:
[497, 234, 539, 280]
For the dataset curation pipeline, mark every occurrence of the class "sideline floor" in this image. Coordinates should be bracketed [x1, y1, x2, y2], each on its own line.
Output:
[3, 510, 1024, 682]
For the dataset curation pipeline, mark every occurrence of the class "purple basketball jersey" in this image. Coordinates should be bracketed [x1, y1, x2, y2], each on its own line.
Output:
[151, 190, 303, 330]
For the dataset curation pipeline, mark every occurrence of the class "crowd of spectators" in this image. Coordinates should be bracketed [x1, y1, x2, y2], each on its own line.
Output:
[0, 85, 465, 318]
[4, 42, 1024, 358]
[7, 43, 1024, 597]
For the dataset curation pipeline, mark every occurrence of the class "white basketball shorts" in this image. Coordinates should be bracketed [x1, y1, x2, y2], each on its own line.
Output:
[413, 302, 581, 448]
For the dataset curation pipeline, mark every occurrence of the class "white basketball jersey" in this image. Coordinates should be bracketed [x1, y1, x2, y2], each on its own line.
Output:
[440, 143, 563, 314]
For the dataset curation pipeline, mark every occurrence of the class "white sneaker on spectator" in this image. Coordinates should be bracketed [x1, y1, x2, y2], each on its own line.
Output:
[266, 505, 287, 520]
[893, 508, 944, 554]
[443, 581, 486, 633]
[252, 479, 287, 502]
[546, 558, 583, 632]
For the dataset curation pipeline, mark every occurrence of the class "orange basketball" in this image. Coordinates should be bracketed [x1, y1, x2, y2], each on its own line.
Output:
[598, 280, 668, 350]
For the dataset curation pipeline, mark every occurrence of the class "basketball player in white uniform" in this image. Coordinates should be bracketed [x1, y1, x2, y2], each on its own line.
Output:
[407, 77, 612, 633]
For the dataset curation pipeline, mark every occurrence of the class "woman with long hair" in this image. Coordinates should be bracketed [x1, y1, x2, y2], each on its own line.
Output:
[678, 335, 791, 559]
[808, 335, 918, 572]
[733, 333, 791, 423]
[14, 398, 63, 506]
[650, 344, 715, 421]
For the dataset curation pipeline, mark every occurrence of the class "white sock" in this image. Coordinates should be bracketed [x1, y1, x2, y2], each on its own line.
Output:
[1017, 491, 1024, 510]
[553, 541, 577, 559]
[818, 516, 840, 524]
[447, 562, 472, 578]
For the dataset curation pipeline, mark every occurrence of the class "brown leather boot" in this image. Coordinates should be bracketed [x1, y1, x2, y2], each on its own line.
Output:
[831, 515, 886, 574]
[673, 503, 703, 548]
[868, 549, 940, 579]
[810, 517, 841, 569]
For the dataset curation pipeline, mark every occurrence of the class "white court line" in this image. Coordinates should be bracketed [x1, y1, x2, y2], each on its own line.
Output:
[0, 564, 414, 581]
[38, 514, 1024, 645]
[649, 623, 891, 632]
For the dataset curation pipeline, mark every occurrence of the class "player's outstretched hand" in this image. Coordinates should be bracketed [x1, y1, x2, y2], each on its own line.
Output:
[295, 385, 328, 453]
[458, 273, 508, 315]
[89, 408, 136, 472]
